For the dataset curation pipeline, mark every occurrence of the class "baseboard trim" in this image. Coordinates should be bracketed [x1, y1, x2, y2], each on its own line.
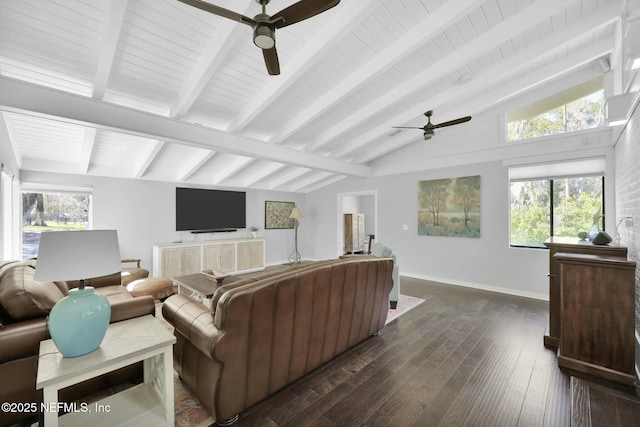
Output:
[402, 272, 548, 301]
[294, 259, 549, 301]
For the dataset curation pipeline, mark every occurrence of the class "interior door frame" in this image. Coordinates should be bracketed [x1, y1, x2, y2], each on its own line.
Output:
[336, 190, 378, 257]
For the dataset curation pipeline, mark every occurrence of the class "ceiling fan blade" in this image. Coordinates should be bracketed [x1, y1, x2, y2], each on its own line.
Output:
[391, 126, 425, 130]
[178, 0, 255, 26]
[433, 116, 472, 128]
[272, 0, 340, 28]
[263, 47, 280, 75]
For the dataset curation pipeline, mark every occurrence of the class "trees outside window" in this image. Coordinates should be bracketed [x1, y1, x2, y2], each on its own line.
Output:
[22, 192, 91, 259]
[507, 91, 605, 141]
[510, 176, 603, 248]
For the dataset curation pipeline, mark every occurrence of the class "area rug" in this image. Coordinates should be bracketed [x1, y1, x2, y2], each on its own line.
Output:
[174, 372, 215, 427]
[385, 293, 425, 324]
[162, 293, 424, 426]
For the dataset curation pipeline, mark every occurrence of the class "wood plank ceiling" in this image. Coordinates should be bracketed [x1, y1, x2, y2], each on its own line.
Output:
[0, 0, 627, 192]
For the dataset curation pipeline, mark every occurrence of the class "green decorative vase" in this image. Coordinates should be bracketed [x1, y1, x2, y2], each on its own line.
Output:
[47, 287, 111, 358]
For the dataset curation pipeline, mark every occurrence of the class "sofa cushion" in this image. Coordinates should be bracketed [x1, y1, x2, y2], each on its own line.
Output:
[370, 242, 392, 257]
[0, 260, 65, 321]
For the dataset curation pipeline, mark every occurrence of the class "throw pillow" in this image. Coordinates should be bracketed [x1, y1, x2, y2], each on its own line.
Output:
[0, 260, 65, 321]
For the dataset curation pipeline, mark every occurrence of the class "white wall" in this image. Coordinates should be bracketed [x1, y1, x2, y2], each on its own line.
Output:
[305, 115, 618, 301]
[18, 171, 307, 272]
[307, 161, 550, 299]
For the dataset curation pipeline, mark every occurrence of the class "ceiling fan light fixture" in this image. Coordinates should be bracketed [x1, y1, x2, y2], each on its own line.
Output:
[254, 24, 275, 49]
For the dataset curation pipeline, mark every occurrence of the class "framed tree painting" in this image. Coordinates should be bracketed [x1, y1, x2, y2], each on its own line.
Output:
[418, 175, 481, 238]
[265, 201, 295, 229]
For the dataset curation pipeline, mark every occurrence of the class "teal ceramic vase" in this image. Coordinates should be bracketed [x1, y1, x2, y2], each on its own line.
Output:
[47, 287, 111, 358]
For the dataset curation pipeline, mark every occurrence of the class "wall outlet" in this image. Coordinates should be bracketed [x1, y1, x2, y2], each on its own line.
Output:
[402, 224, 409, 231]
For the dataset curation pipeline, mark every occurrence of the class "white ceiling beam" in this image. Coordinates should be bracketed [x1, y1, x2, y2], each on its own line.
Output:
[178, 149, 215, 181]
[220, 0, 379, 181]
[460, 43, 614, 123]
[134, 140, 165, 178]
[20, 158, 86, 175]
[243, 162, 286, 187]
[333, 5, 621, 159]
[297, 174, 346, 194]
[270, 0, 488, 144]
[267, 167, 310, 190]
[290, 171, 333, 192]
[171, 0, 254, 119]
[216, 158, 256, 184]
[311, 0, 578, 153]
[361, 38, 613, 163]
[79, 127, 96, 173]
[0, 76, 372, 178]
[227, 0, 379, 132]
[213, 156, 254, 184]
[93, 0, 128, 99]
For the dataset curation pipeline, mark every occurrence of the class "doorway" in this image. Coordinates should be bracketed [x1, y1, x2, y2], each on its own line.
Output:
[336, 190, 377, 256]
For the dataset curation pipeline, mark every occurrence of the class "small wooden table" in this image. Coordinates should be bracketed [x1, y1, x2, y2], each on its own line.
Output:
[173, 273, 237, 306]
[36, 315, 176, 427]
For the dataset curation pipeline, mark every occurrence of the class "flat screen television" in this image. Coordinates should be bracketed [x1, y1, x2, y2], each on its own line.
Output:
[176, 187, 246, 233]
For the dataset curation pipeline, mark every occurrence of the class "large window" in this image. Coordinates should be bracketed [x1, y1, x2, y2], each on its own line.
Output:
[509, 160, 604, 248]
[21, 187, 92, 259]
[507, 77, 605, 141]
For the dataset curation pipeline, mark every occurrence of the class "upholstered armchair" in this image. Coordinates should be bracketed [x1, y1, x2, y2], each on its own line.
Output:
[341, 241, 400, 309]
[368, 242, 400, 308]
[121, 258, 149, 286]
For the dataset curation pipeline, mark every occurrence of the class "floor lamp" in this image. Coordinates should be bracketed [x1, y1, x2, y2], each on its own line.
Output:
[288, 207, 303, 264]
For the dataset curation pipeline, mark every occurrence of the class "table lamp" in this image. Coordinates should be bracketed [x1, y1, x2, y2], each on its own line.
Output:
[34, 230, 121, 357]
[288, 207, 303, 264]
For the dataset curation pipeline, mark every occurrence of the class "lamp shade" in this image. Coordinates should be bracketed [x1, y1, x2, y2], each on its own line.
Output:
[34, 230, 120, 358]
[34, 230, 121, 282]
[289, 207, 303, 220]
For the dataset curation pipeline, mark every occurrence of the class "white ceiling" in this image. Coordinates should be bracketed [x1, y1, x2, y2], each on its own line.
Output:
[0, 0, 634, 193]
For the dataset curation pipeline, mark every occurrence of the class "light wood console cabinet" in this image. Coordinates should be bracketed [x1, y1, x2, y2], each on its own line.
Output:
[203, 242, 235, 273]
[237, 240, 265, 271]
[159, 244, 201, 278]
[153, 238, 265, 277]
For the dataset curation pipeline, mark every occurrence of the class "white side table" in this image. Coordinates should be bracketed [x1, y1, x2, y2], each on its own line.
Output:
[36, 315, 176, 427]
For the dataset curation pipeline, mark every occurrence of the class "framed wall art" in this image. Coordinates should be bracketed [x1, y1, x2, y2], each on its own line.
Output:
[418, 175, 481, 238]
[265, 201, 296, 229]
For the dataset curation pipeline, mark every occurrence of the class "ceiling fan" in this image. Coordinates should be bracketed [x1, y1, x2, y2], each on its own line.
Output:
[392, 110, 472, 140]
[178, 0, 340, 75]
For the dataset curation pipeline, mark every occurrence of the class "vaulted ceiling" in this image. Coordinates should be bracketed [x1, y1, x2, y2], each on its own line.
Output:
[0, 0, 634, 192]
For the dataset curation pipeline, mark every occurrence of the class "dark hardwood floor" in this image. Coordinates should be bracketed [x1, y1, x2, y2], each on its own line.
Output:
[233, 277, 572, 427]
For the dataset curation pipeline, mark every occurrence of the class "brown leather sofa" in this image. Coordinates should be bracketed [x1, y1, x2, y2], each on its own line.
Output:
[162, 257, 394, 425]
[0, 259, 156, 427]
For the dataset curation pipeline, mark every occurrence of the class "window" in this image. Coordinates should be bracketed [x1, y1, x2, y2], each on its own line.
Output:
[21, 186, 92, 259]
[509, 159, 605, 248]
[507, 76, 605, 141]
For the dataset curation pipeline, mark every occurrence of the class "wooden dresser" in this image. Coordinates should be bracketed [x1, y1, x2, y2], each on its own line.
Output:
[555, 252, 636, 385]
[543, 237, 628, 349]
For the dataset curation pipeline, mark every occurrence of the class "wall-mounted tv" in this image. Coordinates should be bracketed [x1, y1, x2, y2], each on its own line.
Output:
[176, 187, 246, 233]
